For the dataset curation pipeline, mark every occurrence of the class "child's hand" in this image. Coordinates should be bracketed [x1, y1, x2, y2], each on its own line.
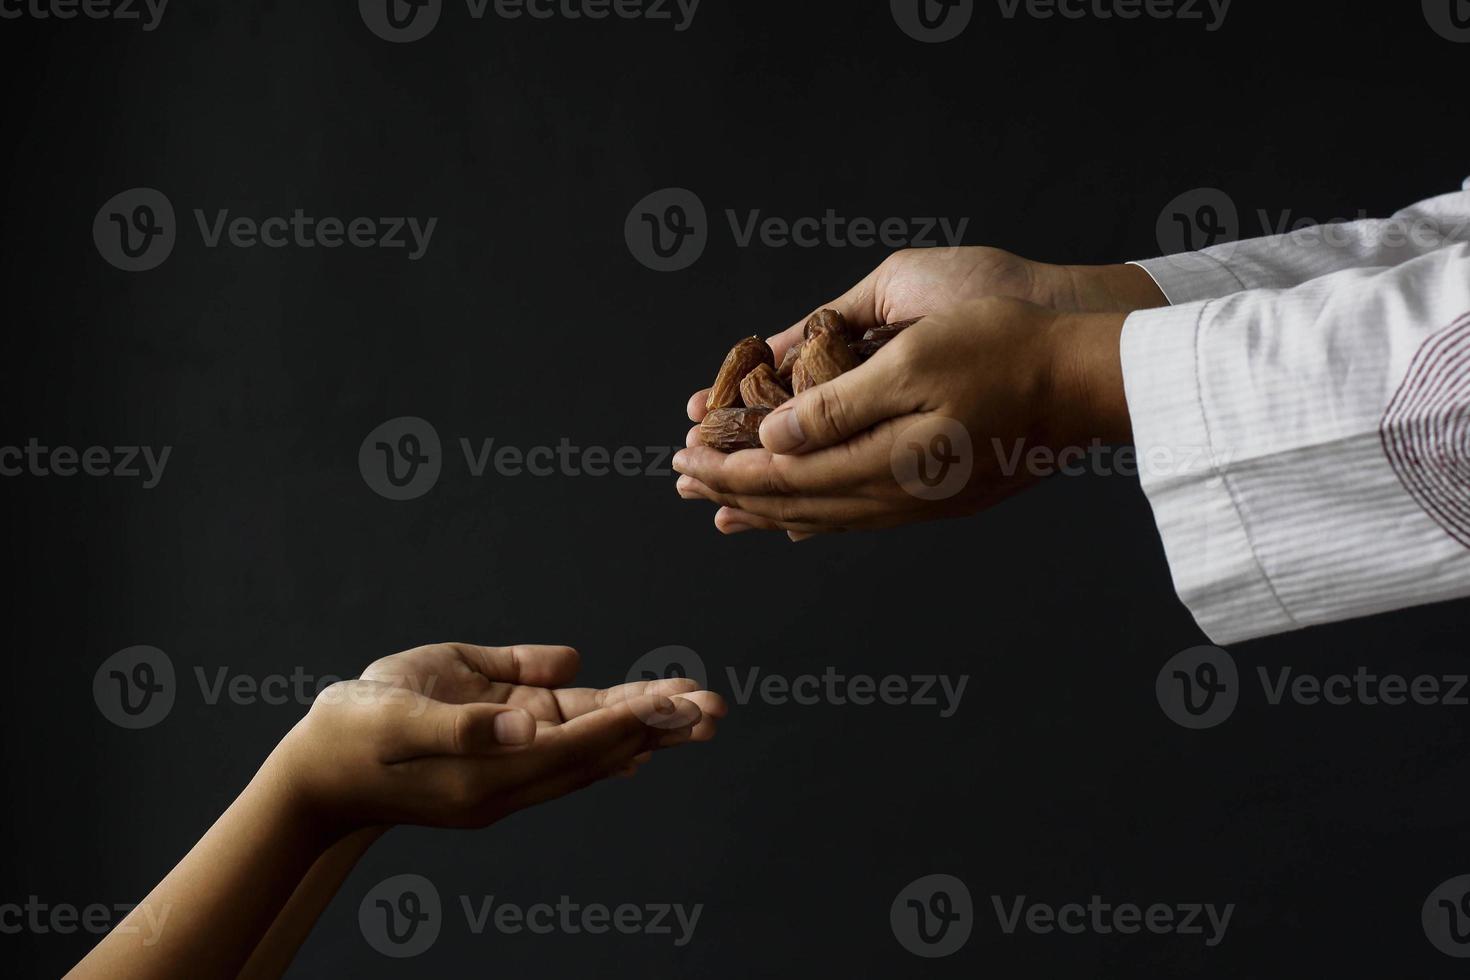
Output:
[272, 643, 725, 833]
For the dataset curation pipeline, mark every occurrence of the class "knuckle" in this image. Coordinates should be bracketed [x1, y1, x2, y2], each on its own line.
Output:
[775, 497, 810, 525]
[809, 389, 850, 440]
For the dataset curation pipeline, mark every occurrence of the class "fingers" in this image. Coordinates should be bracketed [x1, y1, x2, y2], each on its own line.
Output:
[386, 697, 538, 762]
[522, 695, 704, 792]
[553, 677, 713, 721]
[687, 389, 712, 423]
[768, 269, 883, 364]
[675, 417, 906, 499]
[687, 266, 883, 423]
[758, 354, 918, 456]
[678, 477, 881, 529]
[448, 644, 581, 687]
[713, 507, 832, 537]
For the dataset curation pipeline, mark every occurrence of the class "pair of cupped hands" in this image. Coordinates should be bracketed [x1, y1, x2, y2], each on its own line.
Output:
[675, 246, 1161, 538]
[285, 249, 1161, 836]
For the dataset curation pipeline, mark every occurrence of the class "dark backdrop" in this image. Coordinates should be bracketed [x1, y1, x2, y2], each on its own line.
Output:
[3, 2, 1468, 976]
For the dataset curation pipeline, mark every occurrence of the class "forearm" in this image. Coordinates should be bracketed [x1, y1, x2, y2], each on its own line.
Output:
[239, 826, 387, 980]
[67, 748, 336, 980]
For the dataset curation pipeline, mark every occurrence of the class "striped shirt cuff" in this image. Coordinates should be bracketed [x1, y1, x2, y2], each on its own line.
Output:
[1120, 301, 1299, 644]
[1129, 254, 1247, 305]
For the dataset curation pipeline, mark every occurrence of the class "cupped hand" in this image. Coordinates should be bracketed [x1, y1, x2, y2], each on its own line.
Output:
[685, 247, 1046, 423]
[674, 298, 1131, 536]
[275, 643, 726, 832]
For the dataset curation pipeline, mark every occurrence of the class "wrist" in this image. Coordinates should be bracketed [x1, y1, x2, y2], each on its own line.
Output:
[264, 719, 375, 842]
[1041, 311, 1132, 446]
[1054, 263, 1168, 314]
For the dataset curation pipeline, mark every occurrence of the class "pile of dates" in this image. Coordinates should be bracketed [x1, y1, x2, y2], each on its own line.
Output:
[699, 310, 921, 451]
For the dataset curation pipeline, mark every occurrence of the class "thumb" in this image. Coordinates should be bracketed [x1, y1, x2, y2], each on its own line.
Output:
[388, 697, 537, 760]
[759, 360, 913, 455]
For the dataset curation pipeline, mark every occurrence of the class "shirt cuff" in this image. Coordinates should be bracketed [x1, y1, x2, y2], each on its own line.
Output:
[1119, 301, 1299, 644]
[1129, 253, 1247, 306]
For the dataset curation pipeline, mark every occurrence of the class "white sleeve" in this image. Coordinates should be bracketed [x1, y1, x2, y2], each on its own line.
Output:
[1130, 178, 1470, 305]
[1120, 243, 1470, 644]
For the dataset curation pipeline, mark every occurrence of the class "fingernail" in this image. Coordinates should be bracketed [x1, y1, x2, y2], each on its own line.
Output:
[672, 451, 688, 472]
[493, 710, 534, 746]
[761, 406, 804, 453]
[670, 697, 702, 723]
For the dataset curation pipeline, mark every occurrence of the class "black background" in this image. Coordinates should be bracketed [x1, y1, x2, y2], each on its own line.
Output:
[3, 1, 1469, 976]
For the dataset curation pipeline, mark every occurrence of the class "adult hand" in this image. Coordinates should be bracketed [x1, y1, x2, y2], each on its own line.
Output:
[684, 247, 1161, 423]
[675, 298, 1131, 536]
